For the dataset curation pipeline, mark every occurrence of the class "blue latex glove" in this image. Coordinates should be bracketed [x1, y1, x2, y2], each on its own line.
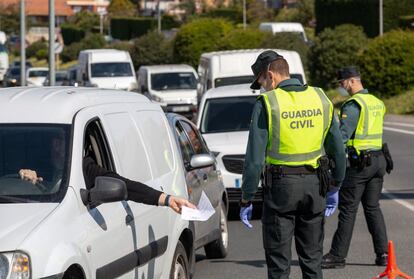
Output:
[240, 204, 253, 228]
[325, 187, 339, 217]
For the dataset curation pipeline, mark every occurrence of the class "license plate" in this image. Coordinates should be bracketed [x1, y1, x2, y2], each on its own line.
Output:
[235, 178, 241, 188]
[172, 106, 190, 112]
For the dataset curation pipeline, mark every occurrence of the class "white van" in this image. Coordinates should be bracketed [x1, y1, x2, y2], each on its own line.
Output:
[196, 84, 262, 207]
[77, 49, 137, 91]
[197, 49, 306, 103]
[137, 65, 198, 119]
[26, 67, 48, 86]
[259, 22, 308, 42]
[0, 87, 204, 279]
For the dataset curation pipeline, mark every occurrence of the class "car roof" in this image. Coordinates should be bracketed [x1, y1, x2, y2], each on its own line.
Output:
[140, 64, 196, 73]
[203, 84, 260, 99]
[27, 67, 48, 71]
[0, 87, 151, 124]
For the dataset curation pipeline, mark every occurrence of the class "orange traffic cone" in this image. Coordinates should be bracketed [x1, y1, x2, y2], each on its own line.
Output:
[373, 241, 413, 279]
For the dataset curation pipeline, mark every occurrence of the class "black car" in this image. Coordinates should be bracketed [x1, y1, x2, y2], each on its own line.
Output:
[3, 67, 21, 87]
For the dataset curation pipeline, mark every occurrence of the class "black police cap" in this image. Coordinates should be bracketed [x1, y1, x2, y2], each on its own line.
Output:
[250, 50, 283, 89]
[336, 66, 360, 82]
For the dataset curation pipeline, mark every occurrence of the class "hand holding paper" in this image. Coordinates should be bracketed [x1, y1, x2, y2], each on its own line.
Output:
[181, 191, 215, 221]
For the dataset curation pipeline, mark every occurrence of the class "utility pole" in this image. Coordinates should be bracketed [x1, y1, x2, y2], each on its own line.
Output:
[49, 0, 55, 86]
[157, 0, 161, 34]
[243, 0, 246, 30]
[379, 0, 383, 36]
[20, 0, 25, 86]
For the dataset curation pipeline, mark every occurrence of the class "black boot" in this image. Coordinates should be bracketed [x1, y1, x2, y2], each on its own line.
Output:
[321, 253, 346, 269]
[375, 253, 388, 266]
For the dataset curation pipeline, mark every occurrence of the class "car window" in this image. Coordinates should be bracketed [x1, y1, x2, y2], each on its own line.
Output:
[214, 75, 254, 88]
[0, 124, 71, 203]
[180, 120, 208, 155]
[29, 70, 48, 78]
[90, 62, 133, 78]
[151, 72, 197, 91]
[175, 123, 194, 164]
[84, 119, 114, 172]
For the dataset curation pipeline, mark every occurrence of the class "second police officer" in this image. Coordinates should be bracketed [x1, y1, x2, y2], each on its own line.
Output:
[322, 66, 392, 268]
[239, 50, 346, 278]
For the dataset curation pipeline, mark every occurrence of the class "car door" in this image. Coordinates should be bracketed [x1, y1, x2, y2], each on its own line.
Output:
[176, 119, 221, 242]
[74, 113, 136, 279]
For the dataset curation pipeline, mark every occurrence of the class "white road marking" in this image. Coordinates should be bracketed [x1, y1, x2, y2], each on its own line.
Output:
[384, 121, 414, 128]
[383, 189, 414, 212]
[384, 126, 414, 135]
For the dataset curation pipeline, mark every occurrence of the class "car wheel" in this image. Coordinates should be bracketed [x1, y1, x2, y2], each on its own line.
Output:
[204, 201, 229, 259]
[170, 240, 189, 279]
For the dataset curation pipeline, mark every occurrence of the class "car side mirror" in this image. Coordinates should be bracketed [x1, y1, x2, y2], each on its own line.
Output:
[189, 154, 214, 170]
[80, 176, 127, 207]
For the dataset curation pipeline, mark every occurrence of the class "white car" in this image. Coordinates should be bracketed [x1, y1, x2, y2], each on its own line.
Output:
[259, 22, 308, 42]
[0, 87, 210, 279]
[137, 65, 198, 120]
[196, 84, 262, 207]
[26, 67, 48, 86]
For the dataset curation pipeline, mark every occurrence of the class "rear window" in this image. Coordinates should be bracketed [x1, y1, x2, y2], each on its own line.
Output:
[29, 70, 48, 78]
[151, 72, 197, 91]
[214, 76, 254, 88]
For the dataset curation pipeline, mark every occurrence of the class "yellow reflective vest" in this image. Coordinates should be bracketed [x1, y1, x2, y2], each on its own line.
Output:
[259, 86, 333, 168]
[342, 93, 385, 154]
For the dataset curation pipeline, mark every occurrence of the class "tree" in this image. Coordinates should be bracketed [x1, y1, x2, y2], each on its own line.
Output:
[310, 24, 368, 88]
[219, 28, 266, 50]
[173, 18, 232, 67]
[0, 4, 20, 35]
[358, 30, 414, 97]
[247, 0, 274, 24]
[67, 11, 100, 31]
[108, 0, 137, 17]
[130, 31, 173, 69]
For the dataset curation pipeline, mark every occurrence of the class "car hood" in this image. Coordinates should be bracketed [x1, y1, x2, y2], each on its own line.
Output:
[151, 90, 197, 104]
[202, 131, 249, 154]
[90, 76, 136, 90]
[0, 203, 58, 251]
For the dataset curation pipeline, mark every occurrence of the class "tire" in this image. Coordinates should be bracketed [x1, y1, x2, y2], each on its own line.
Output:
[204, 201, 229, 259]
[170, 241, 189, 279]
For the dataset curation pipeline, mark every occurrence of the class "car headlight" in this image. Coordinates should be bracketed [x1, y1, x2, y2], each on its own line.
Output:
[0, 252, 30, 279]
[152, 95, 163, 102]
[10, 79, 17, 84]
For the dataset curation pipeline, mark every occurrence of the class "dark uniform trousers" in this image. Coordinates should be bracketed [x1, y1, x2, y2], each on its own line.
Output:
[330, 153, 388, 258]
[262, 173, 325, 279]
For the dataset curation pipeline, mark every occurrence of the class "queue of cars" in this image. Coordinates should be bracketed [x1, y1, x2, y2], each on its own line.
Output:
[0, 87, 228, 279]
[0, 46, 307, 278]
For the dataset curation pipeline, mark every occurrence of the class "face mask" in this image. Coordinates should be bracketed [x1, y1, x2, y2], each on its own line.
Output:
[260, 87, 267, 93]
[337, 86, 349, 97]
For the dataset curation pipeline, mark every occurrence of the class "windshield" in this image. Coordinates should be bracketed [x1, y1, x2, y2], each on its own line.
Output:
[29, 70, 48, 78]
[10, 68, 20, 76]
[0, 124, 71, 203]
[151, 72, 197, 91]
[291, 74, 304, 84]
[91, 62, 133, 78]
[214, 76, 254, 88]
[201, 96, 257, 133]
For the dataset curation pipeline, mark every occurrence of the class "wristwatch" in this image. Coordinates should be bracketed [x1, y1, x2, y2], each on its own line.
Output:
[239, 199, 252, 207]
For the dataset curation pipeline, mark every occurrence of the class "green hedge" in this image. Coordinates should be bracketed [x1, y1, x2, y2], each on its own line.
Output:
[310, 24, 368, 89]
[358, 30, 414, 98]
[61, 24, 85, 45]
[315, 0, 414, 37]
[219, 29, 265, 50]
[202, 8, 243, 23]
[110, 16, 179, 40]
[315, 0, 378, 37]
[61, 33, 106, 62]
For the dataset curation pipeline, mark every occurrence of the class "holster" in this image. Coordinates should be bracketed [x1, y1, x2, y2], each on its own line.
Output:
[317, 156, 331, 197]
[382, 143, 394, 174]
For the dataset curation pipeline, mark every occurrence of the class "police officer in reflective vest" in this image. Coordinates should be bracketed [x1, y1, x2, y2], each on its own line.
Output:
[239, 50, 346, 278]
[322, 66, 389, 268]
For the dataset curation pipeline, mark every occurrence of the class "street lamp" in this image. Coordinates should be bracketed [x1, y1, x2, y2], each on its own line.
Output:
[243, 0, 246, 30]
[379, 0, 383, 36]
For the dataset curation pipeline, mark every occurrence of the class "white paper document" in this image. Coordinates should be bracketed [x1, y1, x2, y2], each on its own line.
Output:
[181, 191, 215, 221]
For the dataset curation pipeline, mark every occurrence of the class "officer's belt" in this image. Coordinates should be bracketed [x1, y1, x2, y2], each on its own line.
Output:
[266, 165, 316, 175]
[366, 150, 383, 156]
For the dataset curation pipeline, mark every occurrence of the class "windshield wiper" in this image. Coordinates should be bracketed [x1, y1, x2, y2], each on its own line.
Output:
[0, 195, 37, 203]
